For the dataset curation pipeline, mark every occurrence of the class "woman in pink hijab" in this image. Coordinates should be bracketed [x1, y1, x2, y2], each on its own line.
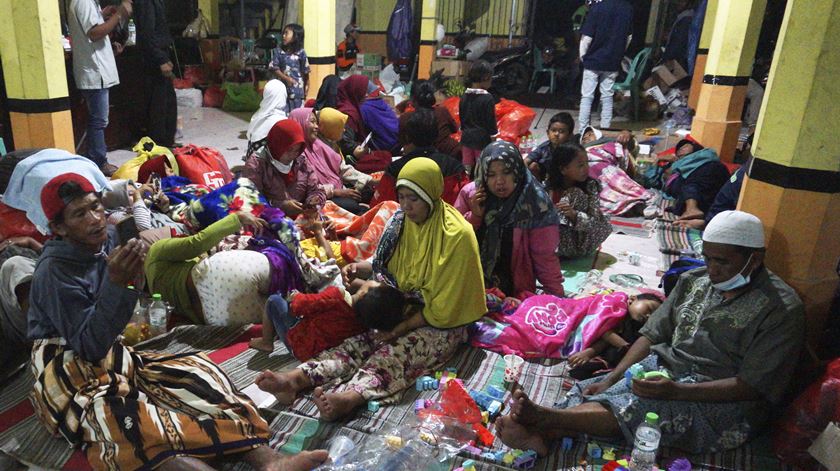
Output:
[289, 107, 369, 214]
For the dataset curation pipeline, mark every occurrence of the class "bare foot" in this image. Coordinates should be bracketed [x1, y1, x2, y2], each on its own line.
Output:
[243, 445, 329, 471]
[509, 389, 550, 426]
[495, 415, 549, 457]
[255, 369, 311, 406]
[312, 387, 365, 422]
[249, 338, 275, 352]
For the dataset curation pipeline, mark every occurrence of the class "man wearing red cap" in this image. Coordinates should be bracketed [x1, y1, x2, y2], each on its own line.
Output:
[27, 173, 327, 470]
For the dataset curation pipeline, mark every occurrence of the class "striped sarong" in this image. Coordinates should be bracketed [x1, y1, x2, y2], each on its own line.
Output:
[30, 338, 268, 470]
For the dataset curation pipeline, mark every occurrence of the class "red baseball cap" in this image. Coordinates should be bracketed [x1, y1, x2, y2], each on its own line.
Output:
[40, 173, 96, 222]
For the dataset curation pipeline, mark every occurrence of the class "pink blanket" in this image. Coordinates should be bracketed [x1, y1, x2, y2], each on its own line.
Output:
[587, 142, 651, 216]
[470, 293, 628, 359]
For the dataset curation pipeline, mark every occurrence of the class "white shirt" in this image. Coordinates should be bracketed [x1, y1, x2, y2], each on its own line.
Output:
[68, 0, 119, 89]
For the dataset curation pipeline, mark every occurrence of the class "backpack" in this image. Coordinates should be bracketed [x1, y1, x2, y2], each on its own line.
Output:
[659, 257, 706, 296]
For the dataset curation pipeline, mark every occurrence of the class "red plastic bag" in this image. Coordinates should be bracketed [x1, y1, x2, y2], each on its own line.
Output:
[0, 202, 48, 243]
[183, 65, 207, 86]
[443, 96, 461, 126]
[173, 145, 233, 189]
[774, 359, 840, 470]
[173, 78, 194, 89]
[203, 85, 225, 108]
[495, 98, 536, 145]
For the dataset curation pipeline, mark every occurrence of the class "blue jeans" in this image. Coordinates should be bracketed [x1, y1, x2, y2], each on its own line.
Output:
[80, 88, 110, 166]
[266, 294, 299, 354]
[578, 69, 618, 129]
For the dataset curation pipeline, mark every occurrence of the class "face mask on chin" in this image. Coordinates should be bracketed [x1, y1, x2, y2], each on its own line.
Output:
[712, 253, 754, 292]
[270, 157, 293, 174]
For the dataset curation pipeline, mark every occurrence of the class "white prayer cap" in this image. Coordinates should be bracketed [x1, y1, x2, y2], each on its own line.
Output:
[703, 210, 765, 248]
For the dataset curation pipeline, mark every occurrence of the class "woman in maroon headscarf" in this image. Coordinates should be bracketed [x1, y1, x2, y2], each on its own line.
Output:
[243, 119, 326, 218]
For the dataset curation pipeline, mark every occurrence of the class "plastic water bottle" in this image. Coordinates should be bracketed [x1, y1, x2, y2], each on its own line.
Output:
[148, 293, 167, 336]
[126, 19, 136, 46]
[663, 118, 675, 150]
[629, 412, 661, 471]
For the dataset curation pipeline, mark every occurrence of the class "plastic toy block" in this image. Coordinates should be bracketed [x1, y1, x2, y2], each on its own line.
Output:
[464, 445, 482, 456]
[486, 385, 505, 401]
[414, 399, 426, 413]
[435, 371, 443, 380]
[473, 423, 495, 447]
[453, 468, 464, 471]
[367, 401, 380, 412]
[514, 454, 537, 469]
[511, 449, 523, 457]
[561, 437, 574, 451]
[481, 452, 497, 461]
[602, 448, 616, 461]
[520, 450, 537, 459]
[446, 367, 457, 374]
[462, 459, 476, 471]
[502, 453, 515, 465]
[586, 442, 602, 459]
[415, 376, 438, 391]
[492, 450, 507, 462]
[481, 411, 490, 424]
[487, 400, 502, 417]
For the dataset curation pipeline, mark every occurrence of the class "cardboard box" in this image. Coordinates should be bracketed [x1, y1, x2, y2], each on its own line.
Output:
[431, 59, 469, 79]
[355, 53, 382, 68]
[651, 59, 688, 89]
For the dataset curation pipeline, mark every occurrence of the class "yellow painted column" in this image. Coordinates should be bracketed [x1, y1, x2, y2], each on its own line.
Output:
[0, 0, 74, 151]
[691, 0, 765, 163]
[418, 0, 438, 80]
[738, 0, 840, 349]
[198, 0, 220, 36]
[301, 0, 335, 100]
[688, 0, 719, 110]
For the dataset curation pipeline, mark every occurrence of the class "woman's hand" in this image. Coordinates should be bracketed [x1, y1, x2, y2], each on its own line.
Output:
[1, 236, 44, 253]
[555, 202, 577, 222]
[334, 188, 362, 201]
[632, 376, 682, 400]
[568, 348, 595, 368]
[469, 185, 487, 220]
[237, 212, 268, 234]
[280, 199, 304, 217]
[341, 261, 373, 284]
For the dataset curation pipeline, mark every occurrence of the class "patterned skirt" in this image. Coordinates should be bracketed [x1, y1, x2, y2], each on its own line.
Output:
[30, 339, 269, 470]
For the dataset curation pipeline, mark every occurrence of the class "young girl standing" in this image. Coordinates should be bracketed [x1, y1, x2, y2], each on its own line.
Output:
[459, 60, 497, 178]
[271, 23, 310, 112]
[547, 144, 612, 259]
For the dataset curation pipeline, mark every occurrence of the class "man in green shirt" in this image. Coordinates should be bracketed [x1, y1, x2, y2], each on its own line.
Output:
[496, 210, 805, 454]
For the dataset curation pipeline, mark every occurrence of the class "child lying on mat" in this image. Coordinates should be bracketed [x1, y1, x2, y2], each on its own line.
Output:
[250, 220, 408, 360]
[567, 293, 663, 380]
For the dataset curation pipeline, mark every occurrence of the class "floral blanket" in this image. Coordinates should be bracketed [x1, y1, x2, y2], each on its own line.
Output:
[321, 200, 400, 262]
[587, 142, 652, 216]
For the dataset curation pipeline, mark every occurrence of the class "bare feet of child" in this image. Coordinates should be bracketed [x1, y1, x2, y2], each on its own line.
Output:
[495, 415, 549, 457]
[312, 387, 365, 422]
[509, 389, 548, 426]
[254, 369, 311, 406]
[243, 445, 329, 471]
[249, 338, 274, 352]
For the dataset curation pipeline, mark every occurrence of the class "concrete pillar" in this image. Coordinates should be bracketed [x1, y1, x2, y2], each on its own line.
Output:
[301, 0, 336, 100]
[418, 0, 438, 80]
[738, 0, 840, 349]
[0, 0, 74, 151]
[688, 0, 719, 110]
[198, 0, 219, 36]
[691, 0, 765, 163]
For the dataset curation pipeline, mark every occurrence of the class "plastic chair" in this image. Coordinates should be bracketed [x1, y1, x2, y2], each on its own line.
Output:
[613, 47, 652, 121]
[530, 46, 559, 94]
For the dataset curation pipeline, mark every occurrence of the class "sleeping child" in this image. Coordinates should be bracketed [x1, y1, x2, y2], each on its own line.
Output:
[249, 219, 408, 360]
[567, 292, 663, 380]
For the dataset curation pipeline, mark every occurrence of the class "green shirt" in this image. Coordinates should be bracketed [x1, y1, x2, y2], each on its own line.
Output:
[145, 214, 242, 323]
[640, 266, 804, 405]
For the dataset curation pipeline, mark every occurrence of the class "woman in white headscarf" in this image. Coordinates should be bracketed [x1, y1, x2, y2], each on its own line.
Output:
[246, 79, 289, 157]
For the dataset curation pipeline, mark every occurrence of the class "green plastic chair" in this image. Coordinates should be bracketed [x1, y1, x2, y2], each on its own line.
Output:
[613, 47, 652, 120]
[530, 46, 559, 94]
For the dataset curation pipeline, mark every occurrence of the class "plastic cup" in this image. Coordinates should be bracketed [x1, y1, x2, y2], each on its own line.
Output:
[327, 435, 355, 464]
[503, 354, 525, 383]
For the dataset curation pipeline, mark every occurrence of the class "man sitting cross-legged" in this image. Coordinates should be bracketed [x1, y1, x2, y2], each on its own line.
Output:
[496, 210, 804, 455]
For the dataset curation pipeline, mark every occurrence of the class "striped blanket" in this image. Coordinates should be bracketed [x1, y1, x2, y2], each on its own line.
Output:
[654, 221, 704, 270]
[0, 325, 787, 470]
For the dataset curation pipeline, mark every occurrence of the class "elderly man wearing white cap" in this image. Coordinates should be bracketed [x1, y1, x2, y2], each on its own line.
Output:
[496, 210, 805, 455]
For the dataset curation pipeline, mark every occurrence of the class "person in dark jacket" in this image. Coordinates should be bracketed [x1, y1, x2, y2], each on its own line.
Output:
[27, 172, 327, 471]
[134, 0, 177, 146]
[459, 60, 498, 178]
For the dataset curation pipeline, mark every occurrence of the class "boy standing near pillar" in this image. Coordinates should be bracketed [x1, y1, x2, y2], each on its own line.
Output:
[68, 0, 133, 176]
[578, 0, 633, 130]
[134, 0, 178, 147]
